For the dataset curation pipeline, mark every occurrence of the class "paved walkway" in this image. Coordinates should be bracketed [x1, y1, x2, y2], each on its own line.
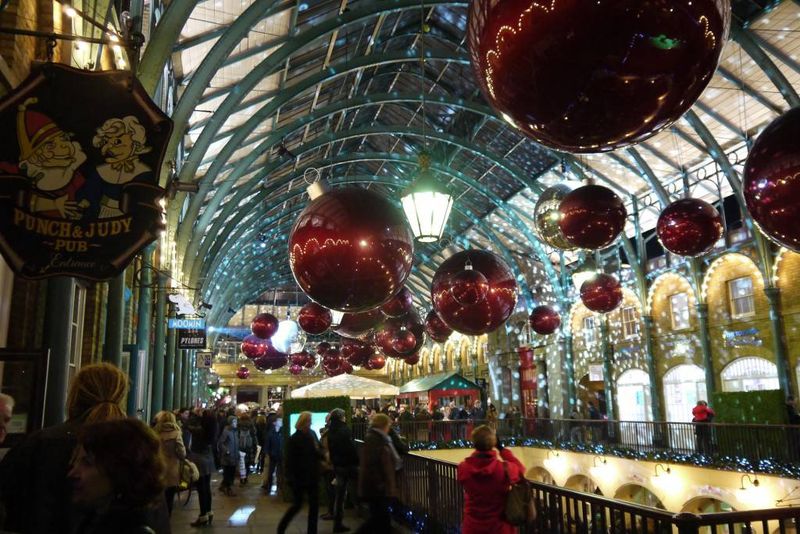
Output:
[169, 471, 403, 533]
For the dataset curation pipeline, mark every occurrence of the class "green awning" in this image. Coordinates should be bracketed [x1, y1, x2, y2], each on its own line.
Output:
[398, 372, 480, 394]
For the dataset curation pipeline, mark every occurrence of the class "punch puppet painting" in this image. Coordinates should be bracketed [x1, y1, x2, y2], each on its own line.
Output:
[0, 63, 172, 280]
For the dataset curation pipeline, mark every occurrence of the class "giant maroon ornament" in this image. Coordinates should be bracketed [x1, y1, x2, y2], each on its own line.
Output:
[432, 250, 518, 335]
[367, 354, 386, 370]
[298, 303, 332, 335]
[236, 365, 250, 380]
[467, 0, 730, 152]
[580, 273, 623, 314]
[744, 108, 800, 252]
[381, 287, 415, 317]
[529, 305, 561, 335]
[241, 334, 270, 359]
[656, 198, 723, 256]
[376, 311, 426, 359]
[251, 313, 279, 339]
[558, 185, 627, 250]
[424, 310, 453, 343]
[334, 309, 384, 338]
[288, 187, 414, 312]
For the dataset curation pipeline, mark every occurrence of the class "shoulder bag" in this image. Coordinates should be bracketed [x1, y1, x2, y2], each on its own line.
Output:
[502, 461, 536, 526]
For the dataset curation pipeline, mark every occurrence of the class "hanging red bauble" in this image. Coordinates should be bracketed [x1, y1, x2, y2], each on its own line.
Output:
[316, 342, 331, 355]
[241, 334, 270, 359]
[367, 354, 386, 371]
[558, 185, 627, 250]
[297, 303, 332, 335]
[744, 108, 800, 252]
[289, 363, 303, 376]
[656, 198, 723, 256]
[529, 305, 561, 335]
[376, 311, 426, 358]
[303, 353, 317, 369]
[381, 287, 415, 317]
[404, 352, 420, 366]
[534, 184, 577, 250]
[432, 250, 518, 335]
[341, 337, 374, 367]
[288, 186, 414, 312]
[424, 310, 453, 343]
[251, 313, 279, 339]
[261, 344, 288, 370]
[236, 365, 250, 380]
[323, 347, 343, 372]
[334, 309, 384, 338]
[580, 273, 623, 314]
[467, 0, 729, 152]
[390, 328, 417, 355]
[340, 361, 354, 374]
[449, 260, 490, 306]
[290, 350, 309, 367]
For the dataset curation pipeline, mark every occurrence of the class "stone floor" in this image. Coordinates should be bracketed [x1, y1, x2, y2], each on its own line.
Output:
[170, 471, 404, 534]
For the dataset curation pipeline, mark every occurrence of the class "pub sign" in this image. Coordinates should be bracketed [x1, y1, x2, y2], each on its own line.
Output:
[0, 63, 172, 280]
[178, 328, 206, 349]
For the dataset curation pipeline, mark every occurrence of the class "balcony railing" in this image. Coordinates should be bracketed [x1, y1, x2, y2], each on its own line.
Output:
[395, 452, 800, 534]
[353, 417, 800, 469]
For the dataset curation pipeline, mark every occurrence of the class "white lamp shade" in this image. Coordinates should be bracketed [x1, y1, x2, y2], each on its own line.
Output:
[402, 189, 453, 243]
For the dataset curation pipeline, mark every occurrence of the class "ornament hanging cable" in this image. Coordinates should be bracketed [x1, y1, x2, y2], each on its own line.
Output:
[420, 0, 427, 149]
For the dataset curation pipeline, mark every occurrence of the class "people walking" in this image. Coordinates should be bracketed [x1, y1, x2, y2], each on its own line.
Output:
[217, 415, 240, 496]
[187, 409, 217, 527]
[327, 408, 359, 533]
[153, 410, 187, 515]
[356, 414, 400, 533]
[262, 413, 283, 495]
[277, 411, 322, 534]
[457, 425, 526, 534]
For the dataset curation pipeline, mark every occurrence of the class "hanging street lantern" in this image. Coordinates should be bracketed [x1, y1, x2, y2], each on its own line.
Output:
[401, 153, 453, 243]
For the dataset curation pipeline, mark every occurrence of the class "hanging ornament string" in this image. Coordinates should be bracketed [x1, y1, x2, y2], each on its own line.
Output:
[420, 0, 427, 149]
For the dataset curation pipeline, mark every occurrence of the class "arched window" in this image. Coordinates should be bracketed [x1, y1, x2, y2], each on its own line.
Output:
[663, 364, 708, 423]
[616, 369, 652, 422]
[721, 357, 779, 392]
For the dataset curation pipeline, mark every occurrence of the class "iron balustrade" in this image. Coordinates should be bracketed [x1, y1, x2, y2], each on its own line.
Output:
[395, 453, 800, 534]
[352, 417, 800, 466]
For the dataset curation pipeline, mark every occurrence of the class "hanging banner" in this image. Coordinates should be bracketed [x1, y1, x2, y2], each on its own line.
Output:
[178, 328, 206, 349]
[0, 63, 172, 280]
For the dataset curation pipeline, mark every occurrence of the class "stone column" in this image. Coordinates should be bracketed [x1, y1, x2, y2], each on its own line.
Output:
[765, 287, 793, 397]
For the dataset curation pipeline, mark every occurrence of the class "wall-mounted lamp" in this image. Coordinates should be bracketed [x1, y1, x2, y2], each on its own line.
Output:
[651, 463, 678, 491]
[589, 455, 612, 484]
[737, 474, 771, 508]
[740, 474, 759, 491]
[654, 463, 672, 478]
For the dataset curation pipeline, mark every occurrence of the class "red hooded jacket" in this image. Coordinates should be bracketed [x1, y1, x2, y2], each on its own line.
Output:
[457, 448, 525, 534]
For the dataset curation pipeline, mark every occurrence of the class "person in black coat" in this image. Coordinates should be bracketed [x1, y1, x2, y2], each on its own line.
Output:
[327, 409, 359, 532]
[262, 414, 283, 494]
[278, 411, 323, 534]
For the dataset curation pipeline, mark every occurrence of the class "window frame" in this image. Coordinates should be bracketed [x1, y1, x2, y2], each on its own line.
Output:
[621, 306, 639, 338]
[669, 292, 691, 331]
[583, 316, 596, 345]
[727, 276, 756, 319]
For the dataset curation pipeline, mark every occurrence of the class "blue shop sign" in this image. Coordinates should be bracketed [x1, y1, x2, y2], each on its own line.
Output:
[169, 318, 206, 330]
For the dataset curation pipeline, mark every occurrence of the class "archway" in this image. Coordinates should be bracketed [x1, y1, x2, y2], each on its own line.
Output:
[664, 364, 708, 450]
[614, 484, 666, 510]
[527, 466, 555, 485]
[617, 369, 653, 446]
[577, 373, 605, 417]
[721, 357, 779, 392]
[565, 474, 602, 495]
[682, 497, 738, 534]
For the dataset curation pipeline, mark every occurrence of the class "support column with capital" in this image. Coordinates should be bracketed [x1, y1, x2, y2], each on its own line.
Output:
[642, 315, 663, 421]
[764, 287, 793, 397]
[695, 303, 716, 397]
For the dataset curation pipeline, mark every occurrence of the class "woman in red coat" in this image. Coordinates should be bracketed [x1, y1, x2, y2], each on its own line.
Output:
[457, 425, 526, 534]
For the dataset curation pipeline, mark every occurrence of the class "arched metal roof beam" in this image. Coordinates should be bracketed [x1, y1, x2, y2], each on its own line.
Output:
[731, 23, 800, 108]
[138, 0, 200, 94]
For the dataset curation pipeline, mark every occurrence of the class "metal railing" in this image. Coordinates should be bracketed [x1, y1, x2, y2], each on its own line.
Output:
[353, 417, 800, 466]
[396, 453, 800, 534]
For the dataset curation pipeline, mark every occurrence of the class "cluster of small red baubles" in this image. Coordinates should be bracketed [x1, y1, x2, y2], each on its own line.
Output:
[467, 0, 729, 152]
[242, 312, 288, 370]
[743, 107, 800, 252]
[424, 310, 453, 343]
[375, 310, 426, 359]
[297, 303, 332, 335]
[558, 184, 627, 250]
[580, 273, 623, 314]
[236, 365, 250, 380]
[288, 186, 414, 312]
[656, 198, 723, 256]
[341, 337, 374, 367]
[529, 305, 561, 335]
[432, 250, 517, 335]
[287, 350, 316, 376]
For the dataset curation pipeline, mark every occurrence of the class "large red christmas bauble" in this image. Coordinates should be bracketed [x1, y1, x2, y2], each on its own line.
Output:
[534, 184, 577, 250]
[236, 365, 250, 380]
[381, 287, 415, 317]
[288, 187, 414, 312]
[404, 353, 420, 366]
[340, 361, 354, 374]
[303, 353, 317, 369]
[367, 354, 386, 370]
[376, 311, 426, 359]
[334, 309, 384, 338]
[424, 310, 453, 343]
[559, 185, 627, 250]
[529, 305, 561, 335]
[341, 337, 374, 367]
[656, 198, 723, 256]
[316, 342, 331, 355]
[251, 313, 279, 339]
[289, 363, 303, 376]
[580, 273, 623, 313]
[450, 264, 490, 306]
[297, 303, 332, 335]
[432, 250, 518, 335]
[253, 348, 287, 371]
[289, 350, 309, 367]
[241, 334, 270, 359]
[744, 108, 800, 252]
[467, 0, 729, 152]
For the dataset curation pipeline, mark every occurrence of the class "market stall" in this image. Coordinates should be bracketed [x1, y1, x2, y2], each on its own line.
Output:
[290, 373, 399, 399]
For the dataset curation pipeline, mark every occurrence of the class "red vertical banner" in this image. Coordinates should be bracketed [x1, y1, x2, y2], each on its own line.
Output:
[518, 347, 537, 419]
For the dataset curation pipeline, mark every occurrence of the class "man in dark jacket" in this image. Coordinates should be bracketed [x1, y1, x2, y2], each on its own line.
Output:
[356, 414, 400, 533]
[327, 408, 358, 532]
[278, 411, 322, 534]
